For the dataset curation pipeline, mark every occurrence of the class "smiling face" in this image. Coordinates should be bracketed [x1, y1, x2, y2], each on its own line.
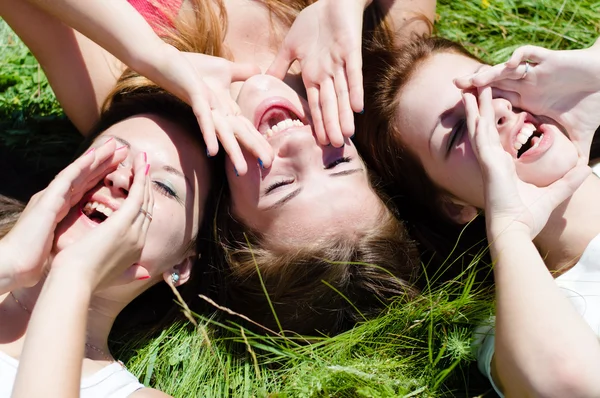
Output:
[397, 51, 579, 209]
[226, 75, 382, 245]
[54, 114, 210, 278]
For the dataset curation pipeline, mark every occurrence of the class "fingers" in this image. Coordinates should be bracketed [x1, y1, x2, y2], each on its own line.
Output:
[212, 112, 248, 175]
[115, 152, 149, 224]
[307, 85, 328, 145]
[320, 79, 345, 148]
[346, 50, 364, 114]
[543, 161, 591, 211]
[192, 95, 219, 156]
[229, 61, 261, 82]
[266, 43, 295, 80]
[454, 61, 531, 90]
[334, 67, 355, 137]
[506, 45, 546, 68]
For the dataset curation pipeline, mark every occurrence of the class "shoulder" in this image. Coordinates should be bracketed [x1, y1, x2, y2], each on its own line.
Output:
[129, 387, 173, 398]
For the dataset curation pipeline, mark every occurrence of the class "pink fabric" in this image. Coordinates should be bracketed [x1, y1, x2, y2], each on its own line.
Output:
[128, 0, 183, 33]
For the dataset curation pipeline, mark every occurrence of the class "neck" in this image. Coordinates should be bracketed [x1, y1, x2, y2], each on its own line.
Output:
[534, 175, 600, 273]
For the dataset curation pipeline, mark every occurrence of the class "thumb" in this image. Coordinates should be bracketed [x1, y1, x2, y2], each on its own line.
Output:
[545, 161, 591, 209]
[111, 263, 151, 287]
[266, 44, 295, 80]
[229, 61, 261, 82]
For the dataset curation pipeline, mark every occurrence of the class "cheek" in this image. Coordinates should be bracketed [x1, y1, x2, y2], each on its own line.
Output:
[138, 202, 187, 268]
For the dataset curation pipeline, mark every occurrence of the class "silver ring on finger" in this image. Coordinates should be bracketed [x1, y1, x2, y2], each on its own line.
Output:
[520, 61, 530, 80]
[139, 207, 153, 221]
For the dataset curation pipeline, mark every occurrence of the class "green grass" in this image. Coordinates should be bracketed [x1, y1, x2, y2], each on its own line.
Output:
[1, 0, 599, 396]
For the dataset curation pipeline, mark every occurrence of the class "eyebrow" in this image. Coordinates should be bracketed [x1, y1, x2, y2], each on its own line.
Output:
[264, 187, 302, 211]
[429, 63, 486, 155]
[112, 136, 130, 148]
[264, 168, 364, 211]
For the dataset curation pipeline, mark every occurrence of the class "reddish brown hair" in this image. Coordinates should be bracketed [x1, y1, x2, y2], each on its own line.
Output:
[355, 35, 490, 277]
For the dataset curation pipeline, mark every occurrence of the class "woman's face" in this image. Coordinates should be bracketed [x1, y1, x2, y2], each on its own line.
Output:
[54, 114, 210, 278]
[397, 51, 579, 209]
[227, 75, 382, 245]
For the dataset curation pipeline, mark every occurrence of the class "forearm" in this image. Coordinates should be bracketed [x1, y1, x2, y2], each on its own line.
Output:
[23, 0, 188, 99]
[12, 269, 92, 398]
[374, 0, 436, 36]
[0, 241, 16, 294]
[1, 0, 123, 133]
[489, 225, 600, 397]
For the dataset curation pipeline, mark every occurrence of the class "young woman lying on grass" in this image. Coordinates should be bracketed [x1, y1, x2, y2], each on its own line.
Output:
[1, 0, 436, 335]
[0, 90, 212, 398]
[356, 36, 600, 397]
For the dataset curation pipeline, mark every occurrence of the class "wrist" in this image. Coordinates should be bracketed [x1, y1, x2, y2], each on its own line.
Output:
[487, 218, 532, 240]
[46, 266, 93, 301]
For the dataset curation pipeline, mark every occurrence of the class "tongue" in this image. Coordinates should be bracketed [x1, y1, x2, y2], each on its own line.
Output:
[530, 135, 541, 147]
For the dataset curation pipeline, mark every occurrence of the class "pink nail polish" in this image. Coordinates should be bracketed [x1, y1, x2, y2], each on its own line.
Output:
[137, 275, 151, 280]
[145, 164, 150, 175]
[105, 137, 114, 144]
[85, 147, 96, 155]
[143, 152, 147, 163]
[115, 145, 128, 151]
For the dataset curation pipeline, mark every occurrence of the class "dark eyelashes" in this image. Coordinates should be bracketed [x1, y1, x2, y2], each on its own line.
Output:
[265, 157, 352, 194]
[447, 119, 466, 154]
[153, 181, 178, 200]
[325, 156, 351, 169]
[265, 179, 294, 194]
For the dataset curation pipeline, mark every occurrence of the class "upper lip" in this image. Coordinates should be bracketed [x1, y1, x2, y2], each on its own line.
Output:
[81, 190, 121, 213]
[506, 112, 538, 158]
[253, 96, 309, 130]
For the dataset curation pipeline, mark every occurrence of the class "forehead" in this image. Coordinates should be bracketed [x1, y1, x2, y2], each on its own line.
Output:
[261, 178, 383, 245]
[99, 114, 206, 169]
[397, 52, 482, 147]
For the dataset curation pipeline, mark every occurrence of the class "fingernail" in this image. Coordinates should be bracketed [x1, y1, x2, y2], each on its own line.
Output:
[359, 109, 364, 114]
[115, 145, 128, 151]
[105, 137, 114, 144]
[234, 167, 239, 177]
[350, 134, 355, 140]
[143, 152, 147, 163]
[206, 148, 211, 157]
[85, 147, 96, 155]
[137, 275, 151, 281]
[258, 158, 264, 169]
[145, 164, 150, 175]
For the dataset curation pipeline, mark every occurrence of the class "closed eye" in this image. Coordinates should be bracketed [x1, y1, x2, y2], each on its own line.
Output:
[446, 119, 466, 155]
[153, 181, 179, 201]
[265, 179, 294, 195]
[325, 157, 351, 169]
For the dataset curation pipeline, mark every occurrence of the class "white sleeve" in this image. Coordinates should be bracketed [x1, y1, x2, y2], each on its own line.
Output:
[473, 320, 504, 397]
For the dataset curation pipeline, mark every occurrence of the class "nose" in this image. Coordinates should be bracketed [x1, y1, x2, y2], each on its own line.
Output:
[492, 97, 514, 134]
[103, 164, 132, 197]
[275, 130, 321, 161]
[236, 75, 283, 116]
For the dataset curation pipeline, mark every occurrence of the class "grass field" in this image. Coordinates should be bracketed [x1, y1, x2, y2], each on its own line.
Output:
[1, 0, 599, 397]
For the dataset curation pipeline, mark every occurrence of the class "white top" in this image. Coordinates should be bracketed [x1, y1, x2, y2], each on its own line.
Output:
[0, 350, 145, 398]
[475, 233, 600, 397]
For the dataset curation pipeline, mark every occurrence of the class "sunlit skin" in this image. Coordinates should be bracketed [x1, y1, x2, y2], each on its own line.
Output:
[397, 52, 579, 209]
[226, 75, 383, 245]
[54, 115, 210, 285]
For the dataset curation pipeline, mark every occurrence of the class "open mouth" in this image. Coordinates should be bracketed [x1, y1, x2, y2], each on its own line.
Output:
[258, 106, 305, 138]
[81, 200, 114, 224]
[514, 122, 544, 159]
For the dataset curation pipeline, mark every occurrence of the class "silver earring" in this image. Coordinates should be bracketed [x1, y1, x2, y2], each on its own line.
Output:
[171, 272, 180, 285]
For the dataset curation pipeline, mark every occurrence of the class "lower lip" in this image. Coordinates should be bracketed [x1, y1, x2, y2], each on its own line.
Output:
[518, 124, 554, 162]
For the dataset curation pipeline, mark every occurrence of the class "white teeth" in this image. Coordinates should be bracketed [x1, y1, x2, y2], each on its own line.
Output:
[513, 123, 536, 151]
[516, 133, 529, 145]
[83, 201, 114, 219]
[262, 118, 305, 138]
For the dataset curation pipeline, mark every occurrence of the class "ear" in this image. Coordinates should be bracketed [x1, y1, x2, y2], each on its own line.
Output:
[162, 256, 195, 287]
[440, 196, 478, 225]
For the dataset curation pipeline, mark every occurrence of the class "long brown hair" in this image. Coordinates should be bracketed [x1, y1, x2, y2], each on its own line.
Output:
[355, 35, 491, 279]
[215, 174, 421, 336]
